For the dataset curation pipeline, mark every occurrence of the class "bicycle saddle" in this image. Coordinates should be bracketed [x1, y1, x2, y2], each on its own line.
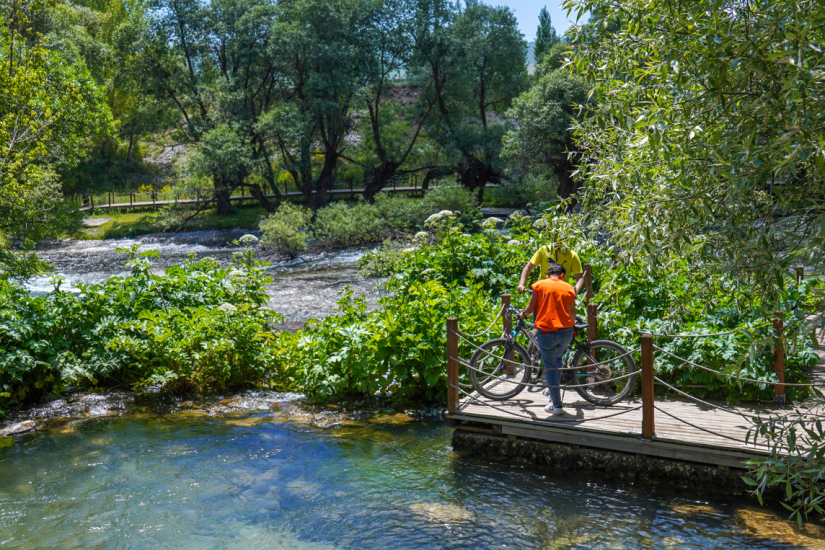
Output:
[573, 317, 588, 332]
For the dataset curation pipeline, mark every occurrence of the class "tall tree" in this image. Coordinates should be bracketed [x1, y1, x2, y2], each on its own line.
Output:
[358, 0, 436, 201]
[411, 0, 528, 199]
[502, 69, 587, 200]
[261, 0, 371, 209]
[140, 0, 280, 214]
[533, 6, 558, 64]
[0, 1, 110, 277]
[565, 0, 825, 300]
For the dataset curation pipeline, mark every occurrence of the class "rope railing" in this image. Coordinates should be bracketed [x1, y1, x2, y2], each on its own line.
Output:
[652, 376, 752, 419]
[653, 345, 821, 388]
[589, 309, 773, 339]
[455, 304, 506, 339]
[653, 405, 754, 446]
[451, 355, 641, 390]
[446, 286, 817, 447]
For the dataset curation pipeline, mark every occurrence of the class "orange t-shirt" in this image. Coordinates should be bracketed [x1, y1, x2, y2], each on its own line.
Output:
[531, 278, 576, 331]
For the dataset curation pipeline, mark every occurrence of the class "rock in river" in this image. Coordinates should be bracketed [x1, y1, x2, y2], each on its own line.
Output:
[0, 421, 36, 436]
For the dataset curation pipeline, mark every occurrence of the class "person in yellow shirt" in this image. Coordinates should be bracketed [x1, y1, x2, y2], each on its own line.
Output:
[517, 232, 585, 296]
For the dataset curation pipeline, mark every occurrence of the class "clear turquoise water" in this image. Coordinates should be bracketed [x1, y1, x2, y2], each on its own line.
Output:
[0, 412, 807, 549]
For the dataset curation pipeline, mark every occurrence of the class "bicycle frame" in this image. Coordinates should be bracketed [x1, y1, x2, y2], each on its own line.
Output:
[506, 309, 595, 381]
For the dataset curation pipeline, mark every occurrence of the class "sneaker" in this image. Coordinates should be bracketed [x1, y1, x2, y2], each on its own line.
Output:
[544, 404, 564, 415]
[542, 388, 551, 398]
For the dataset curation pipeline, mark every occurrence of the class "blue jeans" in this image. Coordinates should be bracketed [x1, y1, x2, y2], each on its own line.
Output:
[536, 327, 575, 408]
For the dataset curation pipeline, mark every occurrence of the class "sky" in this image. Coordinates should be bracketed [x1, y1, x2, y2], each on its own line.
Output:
[495, 0, 582, 42]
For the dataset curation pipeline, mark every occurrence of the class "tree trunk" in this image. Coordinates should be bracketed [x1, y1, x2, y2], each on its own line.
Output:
[214, 178, 233, 215]
[248, 183, 275, 213]
[457, 155, 501, 200]
[555, 153, 581, 210]
[362, 161, 402, 202]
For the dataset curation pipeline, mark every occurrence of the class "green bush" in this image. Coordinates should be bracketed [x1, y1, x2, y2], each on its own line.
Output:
[313, 201, 386, 248]
[260, 203, 312, 258]
[372, 180, 481, 231]
[421, 179, 479, 216]
[280, 280, 497, 402]
[0, 244, 298, 415]
[373, 193, 430, 229]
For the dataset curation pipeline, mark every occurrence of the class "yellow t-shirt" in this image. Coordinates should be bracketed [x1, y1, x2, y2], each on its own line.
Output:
[529, 246, 583, 284]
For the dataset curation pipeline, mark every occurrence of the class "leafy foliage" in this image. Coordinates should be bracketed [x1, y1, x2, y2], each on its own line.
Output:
[0, 5, 110, 278]
[564, 0, 825, 302]
[260, 203, 312, 258]
[744, 403, 825, 525]
[312, 201, 386, 248]
[0, 244, 296, 415]
[282, 281, 496, 402]
[503, 68, 587, 199]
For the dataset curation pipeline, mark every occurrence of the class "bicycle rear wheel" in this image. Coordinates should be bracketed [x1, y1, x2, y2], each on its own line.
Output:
[570, 340, 637, 406]
[468, 338, 532, 401]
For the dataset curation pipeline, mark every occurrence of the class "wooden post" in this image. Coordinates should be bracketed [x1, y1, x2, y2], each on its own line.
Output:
[583, 262, 594, 302]
[152, 189, 156, 205]
[502, 294, 513, 375]
[82, 193, 87, 207]
[90, 194, 94, 210]
[774, 311, 785, 406]
[797, 265, 804, 286]
[349, 178, 354, 200]
[130, 191, 134, 206]
[447, 317, 459, 415]
[641, 333, 655, 438]
[587, 303, 598, 364]
[587, 303, 598, 343]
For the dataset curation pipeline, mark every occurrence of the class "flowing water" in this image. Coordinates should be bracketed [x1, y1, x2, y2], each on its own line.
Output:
[1, 393, 823, 549]
[30, 230, 386, 322]
[3, 232, 824, 548]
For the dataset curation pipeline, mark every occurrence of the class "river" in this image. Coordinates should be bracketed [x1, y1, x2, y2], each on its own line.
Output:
[1, 231, 822, 548]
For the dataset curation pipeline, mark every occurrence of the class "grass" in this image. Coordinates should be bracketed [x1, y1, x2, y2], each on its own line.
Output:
[77, 205, 270, 240]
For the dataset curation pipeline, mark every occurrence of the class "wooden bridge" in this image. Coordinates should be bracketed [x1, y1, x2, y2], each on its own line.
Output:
[445, 268, 820, 473]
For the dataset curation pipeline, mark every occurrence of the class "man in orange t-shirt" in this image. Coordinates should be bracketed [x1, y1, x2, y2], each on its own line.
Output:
[518, 263, 577, 415]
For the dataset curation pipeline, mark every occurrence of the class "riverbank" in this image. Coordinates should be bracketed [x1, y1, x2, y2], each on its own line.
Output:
[77, 204, 268, 240]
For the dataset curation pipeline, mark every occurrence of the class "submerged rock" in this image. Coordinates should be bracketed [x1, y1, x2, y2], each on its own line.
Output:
[409, 503, 474, 524]
[0, 421, 36, 436]
[734, 506, 825, 549]
[368, 413, 414, 425]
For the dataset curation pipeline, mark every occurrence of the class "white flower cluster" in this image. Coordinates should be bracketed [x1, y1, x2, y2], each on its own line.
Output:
[481, 217, 504, 230]
[424, 210, 459, 231]
[239, 234, 259, 244]
[217, 302, 238, 313]
[414, 231, 429, 242]
[533, 217, 552, 230]
[507, 239, 520, 247]
[225, 269, 245, 281]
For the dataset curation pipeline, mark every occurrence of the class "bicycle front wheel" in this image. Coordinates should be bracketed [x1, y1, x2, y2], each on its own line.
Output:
[468, 338, 532, 401]
[570, 340, 637, 406]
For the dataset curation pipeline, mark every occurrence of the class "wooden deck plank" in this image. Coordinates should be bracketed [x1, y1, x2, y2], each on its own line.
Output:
[453, 384, 782, 465]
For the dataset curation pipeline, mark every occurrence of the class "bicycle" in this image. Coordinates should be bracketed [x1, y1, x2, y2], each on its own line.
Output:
[467, 295, 637, 406]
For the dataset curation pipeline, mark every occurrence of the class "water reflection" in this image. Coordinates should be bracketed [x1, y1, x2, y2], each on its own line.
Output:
[0, 406, 820, 549]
